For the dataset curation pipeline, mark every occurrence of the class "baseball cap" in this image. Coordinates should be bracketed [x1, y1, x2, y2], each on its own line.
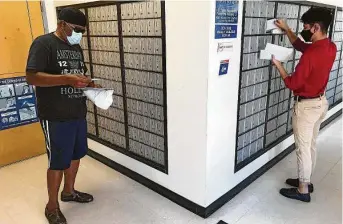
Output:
[58, 7, 87, 27]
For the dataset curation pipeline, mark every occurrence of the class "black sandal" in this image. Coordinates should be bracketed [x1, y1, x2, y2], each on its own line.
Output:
[61, 190, 94, 203]
[45, 207, 67, 224]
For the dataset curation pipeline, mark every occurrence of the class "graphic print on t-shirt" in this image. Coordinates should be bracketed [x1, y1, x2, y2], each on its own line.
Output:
[57, 49, 86, 99]
[26, 33, 89, 120]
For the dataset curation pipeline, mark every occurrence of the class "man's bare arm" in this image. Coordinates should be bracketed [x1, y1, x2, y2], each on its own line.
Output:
[26, 72, 91, 88]
[284, 28, 298, 45]
[274, 19, 310, 52]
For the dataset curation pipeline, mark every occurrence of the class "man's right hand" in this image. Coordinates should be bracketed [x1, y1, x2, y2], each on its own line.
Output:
[274, 19, 298, 45]
[67, 75, 91, 88]
[274, 19, 290, 32]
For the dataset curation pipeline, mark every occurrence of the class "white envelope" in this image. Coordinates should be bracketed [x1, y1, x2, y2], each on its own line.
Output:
[271, 29, 284, 34]
[263, 43, 293, 62]
[266, 19, 283, 34]
[259, 50, 272, 60]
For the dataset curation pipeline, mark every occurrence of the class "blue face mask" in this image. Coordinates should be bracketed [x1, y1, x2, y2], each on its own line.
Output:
[67, 30, 83, 45]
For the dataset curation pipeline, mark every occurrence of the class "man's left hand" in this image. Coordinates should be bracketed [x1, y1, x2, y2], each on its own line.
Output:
[271, 55, 289, 80]
[272, 55, 282, 67]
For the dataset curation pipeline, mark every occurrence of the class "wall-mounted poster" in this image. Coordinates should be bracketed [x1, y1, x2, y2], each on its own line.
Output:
[214, 0, 239, 39]
[215, 25, 238, 39]
[215, 0, 239, 24]
[0, 77, 38, 131]
[219, 59, 230, 76]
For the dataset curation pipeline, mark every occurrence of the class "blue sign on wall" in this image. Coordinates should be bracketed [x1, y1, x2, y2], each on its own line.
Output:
[214, 0, 239, 39]
[215, 25, 238, 39]
[0, 77, 38, 131]
[219, 59, 230, 76]
[215, 0, 239, 24]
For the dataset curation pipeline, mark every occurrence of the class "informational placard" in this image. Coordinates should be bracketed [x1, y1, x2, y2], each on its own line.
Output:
[219, 59, 230, 76]
[217, 42, 234, 53]
[0, 77, 38, 131]
[215, 25, 238, 39]
[215, 0, 239, 24]
[214, 0, 239, 39]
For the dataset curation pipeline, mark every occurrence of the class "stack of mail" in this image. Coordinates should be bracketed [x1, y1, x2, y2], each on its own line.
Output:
[83, 87, 114, 110]
[260, 43, 293, 62]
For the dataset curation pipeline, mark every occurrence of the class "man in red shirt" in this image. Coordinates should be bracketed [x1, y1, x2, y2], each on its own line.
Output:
[273, 7, 336, 202]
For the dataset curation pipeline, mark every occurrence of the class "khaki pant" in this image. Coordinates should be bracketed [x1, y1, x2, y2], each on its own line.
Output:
[292, 96, 328, 183]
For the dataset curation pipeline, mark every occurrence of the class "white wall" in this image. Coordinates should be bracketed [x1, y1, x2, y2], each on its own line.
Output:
[205, 0, 245, 206]
[204, 0, 343, 206]
[43, 0, 212, 206]
[89, 0, 211, 206]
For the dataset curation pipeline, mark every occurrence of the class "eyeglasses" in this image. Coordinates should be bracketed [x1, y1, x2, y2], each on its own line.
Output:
[66, 22, 86, 34]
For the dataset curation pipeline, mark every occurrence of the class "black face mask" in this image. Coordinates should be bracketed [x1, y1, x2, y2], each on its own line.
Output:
[300, 29, 313, 42]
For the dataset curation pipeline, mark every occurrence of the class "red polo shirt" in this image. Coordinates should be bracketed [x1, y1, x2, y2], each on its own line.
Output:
[284, 38, 337, 97]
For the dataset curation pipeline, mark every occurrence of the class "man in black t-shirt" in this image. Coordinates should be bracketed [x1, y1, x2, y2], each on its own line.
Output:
[26, 8, 95, 224]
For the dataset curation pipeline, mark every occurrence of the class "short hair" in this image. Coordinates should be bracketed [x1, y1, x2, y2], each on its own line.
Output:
[58, 7, 86, 27]
[301, 7, 333, 33]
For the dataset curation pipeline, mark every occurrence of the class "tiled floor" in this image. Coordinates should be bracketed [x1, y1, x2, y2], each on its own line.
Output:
[0, 117, 341, 224]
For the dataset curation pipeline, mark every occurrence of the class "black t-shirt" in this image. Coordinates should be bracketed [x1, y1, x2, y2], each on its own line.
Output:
[26, 33, 88, 121]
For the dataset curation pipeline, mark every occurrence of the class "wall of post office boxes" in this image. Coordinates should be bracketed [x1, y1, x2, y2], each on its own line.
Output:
[235, 1, 343, 171]
[59, 1, 168, 172]
[327, 9, 342, 106]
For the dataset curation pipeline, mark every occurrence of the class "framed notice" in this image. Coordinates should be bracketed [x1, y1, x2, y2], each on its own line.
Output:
[215, 25, 238, 39]
[215, 0, 239, 24]
[214, 0, 239, 39]
[0, 77, 38, 131]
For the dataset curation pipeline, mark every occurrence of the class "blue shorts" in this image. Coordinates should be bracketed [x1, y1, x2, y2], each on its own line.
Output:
[40, 119, 88, 170]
